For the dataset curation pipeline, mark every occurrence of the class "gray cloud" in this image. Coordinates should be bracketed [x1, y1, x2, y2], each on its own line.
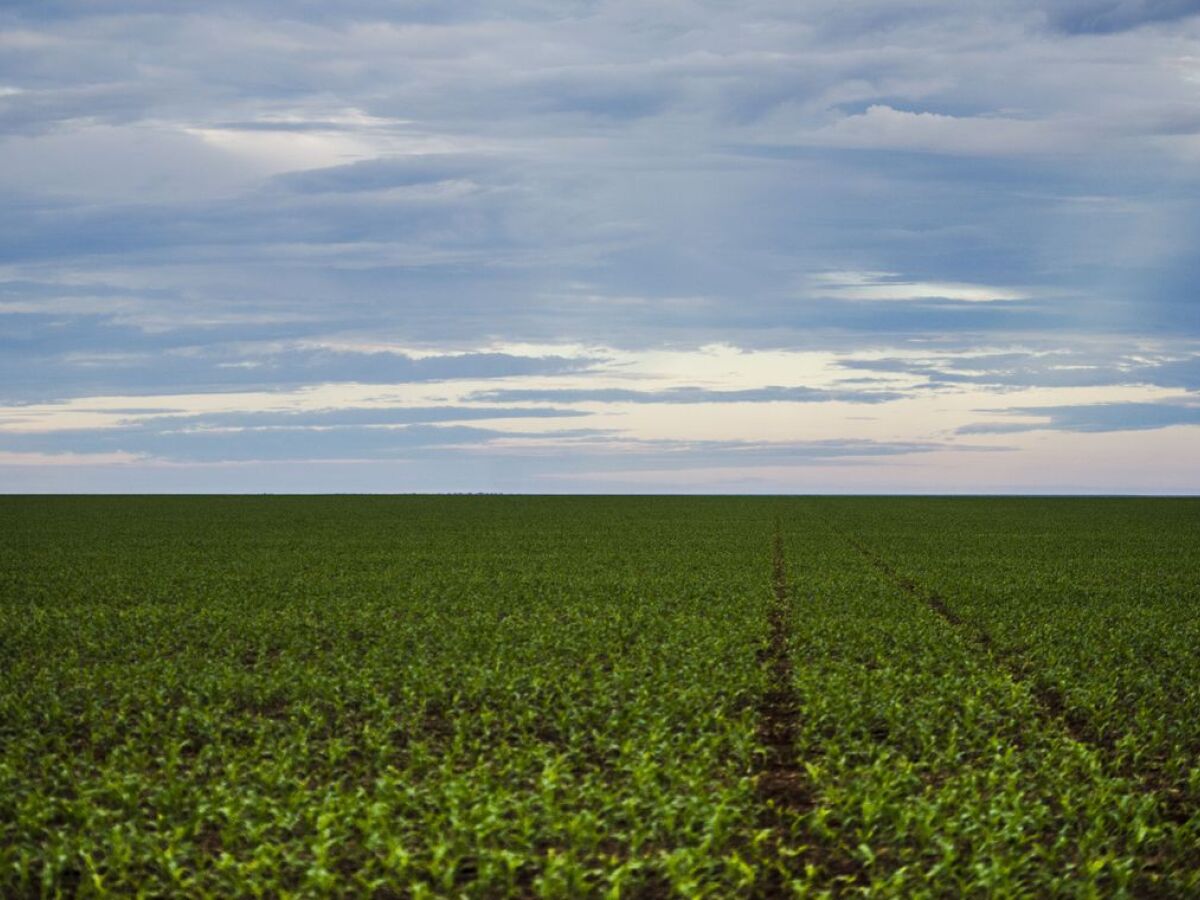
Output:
[1044, 0, 1200, 34]
[24, 439, 945, 472]
[839, 351, 1200, 392]
[467, 385, 904, 404]
[141, 406, 588, 429]
[2, 0, 1198, 487]
[959, 400, 1200, 434]
[0, 412, 949, 467]
[273, 154, 498, 194]
[521, 436, 959, 465]
[0, 316, 601, 401]
[0, 420, 605, 463]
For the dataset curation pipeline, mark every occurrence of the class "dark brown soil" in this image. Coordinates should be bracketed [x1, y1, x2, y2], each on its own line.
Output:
[752, 525, 813, 896]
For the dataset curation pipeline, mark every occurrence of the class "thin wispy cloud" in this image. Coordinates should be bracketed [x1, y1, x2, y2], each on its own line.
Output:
[810, 272, 1027, 303]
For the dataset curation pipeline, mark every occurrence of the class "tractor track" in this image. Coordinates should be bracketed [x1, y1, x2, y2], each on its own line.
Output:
[845, 535, 1195, 829]
[847, 535, 1090, 744]
[756, 527, 808, 814]
[752, 524, 819, 896]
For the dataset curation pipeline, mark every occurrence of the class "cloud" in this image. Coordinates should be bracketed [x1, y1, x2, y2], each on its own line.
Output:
[839, 349, 1200, 391]
[0, 450, 143, 466]
[466, 385, 904, 404]
[274, 153, 494, 194]
[0, 419, 598, 463]
[811, 271, 1027, 303]
[805, 105, 1083, 157]
[0, 319, 601, 401]
[1044, 1, 1200, 34]
[959, 399, 1200, 433]
[0, 404, 953, 467]
[2, 0, 1199, 489]
[508, 436, 956, 468]
[142, 406, 588, 429]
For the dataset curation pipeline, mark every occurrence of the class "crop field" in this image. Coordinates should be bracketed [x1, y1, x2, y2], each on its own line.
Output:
[1, 496, 1198, 897]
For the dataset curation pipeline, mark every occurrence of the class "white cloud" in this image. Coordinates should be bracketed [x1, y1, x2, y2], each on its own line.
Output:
[804, 104, 1085, 156]
[0, 450, 143, 466]
[810, 271, 1027, 302]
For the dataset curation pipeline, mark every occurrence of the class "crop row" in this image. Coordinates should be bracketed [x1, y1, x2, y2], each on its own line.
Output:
[2, 496, 1196, 896]
[776, 504, 1197, 896]
[822, 499, 1200, 830]
[2, 497, 775, 896]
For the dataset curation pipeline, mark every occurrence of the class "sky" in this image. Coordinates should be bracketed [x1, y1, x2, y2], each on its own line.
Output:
[1, 1, 1198, 493]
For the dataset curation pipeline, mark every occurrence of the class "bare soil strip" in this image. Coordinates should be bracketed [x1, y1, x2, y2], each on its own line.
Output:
[845, 536, 1194, 828]
[753, 524, 813, 896]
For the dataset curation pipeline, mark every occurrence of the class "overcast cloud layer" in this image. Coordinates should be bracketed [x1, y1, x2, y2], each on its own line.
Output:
[2, 1, 1198, 492]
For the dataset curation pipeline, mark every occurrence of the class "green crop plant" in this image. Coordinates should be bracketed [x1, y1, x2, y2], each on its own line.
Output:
[1, 496, 1196, 897]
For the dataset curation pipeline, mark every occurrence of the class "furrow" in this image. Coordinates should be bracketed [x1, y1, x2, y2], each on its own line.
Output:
[846, 535, 1196, 829]
[847, 535, 1088, 742]
[753, 524, 811, 896]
